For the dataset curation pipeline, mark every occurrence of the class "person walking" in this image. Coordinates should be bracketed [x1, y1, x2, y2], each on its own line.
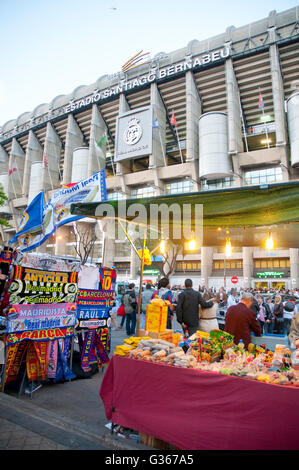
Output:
[227, 289, 238, 308]
[250, 293, 260, 317]
[256, 294, 267, 334]
[123, 283, 137, 336]
[264, 296, 274, 334]
[224, 292, 261, 349]
[152, 278, 174, 329]
[216, 287, 227, 307]
[176, 279, 215, 336]
[273, 294, 284, 335]
[141, 283, 153, 330]
[199, 292, 219, 333]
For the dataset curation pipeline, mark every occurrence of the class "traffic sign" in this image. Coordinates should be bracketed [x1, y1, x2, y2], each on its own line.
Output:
[231, 276, 238, 284]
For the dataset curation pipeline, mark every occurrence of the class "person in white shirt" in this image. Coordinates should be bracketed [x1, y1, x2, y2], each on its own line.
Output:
[227, 289, 238, 308]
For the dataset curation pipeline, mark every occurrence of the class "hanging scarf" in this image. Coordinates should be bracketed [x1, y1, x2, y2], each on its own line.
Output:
[46, 340, 58, 378]
[54, 337, 76, 382]
[26, 341, 48, 382]
[5, 341, 28, 384]
[80, 330, 95, 372]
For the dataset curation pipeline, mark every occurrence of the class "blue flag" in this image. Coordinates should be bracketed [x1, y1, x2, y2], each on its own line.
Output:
[50, 169, 107, 229]
[152, 118, 159, 128]
[9, 191, 44, 244]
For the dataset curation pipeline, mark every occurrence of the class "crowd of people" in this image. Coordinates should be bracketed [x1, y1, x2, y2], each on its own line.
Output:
[110, 278, 299, 350]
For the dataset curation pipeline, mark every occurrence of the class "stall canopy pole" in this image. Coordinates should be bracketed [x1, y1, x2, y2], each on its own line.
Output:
[136, 224, 148, 336]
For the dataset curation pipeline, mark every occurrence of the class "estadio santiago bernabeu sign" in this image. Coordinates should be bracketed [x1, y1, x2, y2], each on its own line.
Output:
[65, 46, 230, 114]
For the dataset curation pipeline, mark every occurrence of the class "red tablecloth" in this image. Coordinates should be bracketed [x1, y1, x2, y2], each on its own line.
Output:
[99, 355, 299, 450]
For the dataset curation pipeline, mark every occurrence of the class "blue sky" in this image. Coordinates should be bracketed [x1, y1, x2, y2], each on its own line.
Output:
[0, 0, 298, 125]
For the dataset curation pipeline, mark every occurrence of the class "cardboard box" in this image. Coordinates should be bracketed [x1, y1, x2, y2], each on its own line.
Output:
[145, 304, 168, 332]
[138, 329, 173, 343]
[139, 432, 173, 450]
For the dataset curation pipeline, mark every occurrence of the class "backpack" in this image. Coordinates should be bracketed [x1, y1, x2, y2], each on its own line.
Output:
[123, 292, 134, 314]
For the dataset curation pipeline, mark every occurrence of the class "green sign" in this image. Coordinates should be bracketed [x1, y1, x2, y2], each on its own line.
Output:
[256, 271, 284, 278]
[143, 269, 160, 276]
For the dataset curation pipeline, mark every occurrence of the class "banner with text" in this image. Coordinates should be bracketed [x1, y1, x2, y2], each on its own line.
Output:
[9, 266, 78, 305]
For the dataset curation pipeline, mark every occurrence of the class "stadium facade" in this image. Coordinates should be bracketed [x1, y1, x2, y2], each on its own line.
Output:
[1, 7, 299, 290]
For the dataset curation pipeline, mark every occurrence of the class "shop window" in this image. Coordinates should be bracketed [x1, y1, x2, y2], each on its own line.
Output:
[131, 186, 156, 199]
[107, 191, 125, 200]
[201, 177, 235, 191]
[273, 259, 280, 268]
[244, 166, 282, 186]
[279, 259, 287, 268]
[165, 179, 194, 195]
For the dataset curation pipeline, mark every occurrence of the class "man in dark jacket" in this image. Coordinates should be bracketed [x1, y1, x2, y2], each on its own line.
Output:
[225, 292, 261, 349]
[176, 279, 215, 336]
[123, 283, 137, 336]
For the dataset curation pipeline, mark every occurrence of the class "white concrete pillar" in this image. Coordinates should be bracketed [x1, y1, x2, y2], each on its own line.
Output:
[243, 247, 254, 289]
[201, 247, 214, 288]
[268, 35, 289, 180]
[0, 146, 8, 174]
[290, 248, 299, 289]
[101, 220, 115, 268]
[64, 114, 85, 185]
[55, 225, 69, 256]
[23, 130, 43, 197]
[42, 122, 62, 191]
[130, 247, 140, 279]
[186, 71, 201, 162]
[116, 94, 131, 176]
[88, 104, 107, 176]
[28, 162, 43, 203]
[149, 82, 166, 168]
[8, 138, 25, 198]
[225, 56, 243, 185]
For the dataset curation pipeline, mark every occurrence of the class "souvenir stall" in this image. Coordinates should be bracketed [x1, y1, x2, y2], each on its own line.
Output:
[74, 266, 116, 374]
[102, 319, 299, 450]
[0, 252, 116, 396]
[69, 181, 299, 451]
[1, 252, 79, 395]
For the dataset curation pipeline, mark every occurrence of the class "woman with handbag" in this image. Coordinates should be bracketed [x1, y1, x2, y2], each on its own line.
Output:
[273, 295, 284, 335]
[117, 299, 126, 329]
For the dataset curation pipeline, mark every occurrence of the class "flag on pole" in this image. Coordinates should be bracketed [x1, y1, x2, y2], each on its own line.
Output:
[9, 191, 44, 244]
[258, 88, 264, 109]
[63, 182, 78, 188]
[8, 167, 17, 176]
[43, 153, 48, 168]
[170, 112, 177, 126]
[152, 118, 159, 128]
[97, 134, 107, 149]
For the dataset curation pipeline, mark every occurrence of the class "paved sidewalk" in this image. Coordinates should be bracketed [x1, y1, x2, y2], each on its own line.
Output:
[1, 323, 177, 450]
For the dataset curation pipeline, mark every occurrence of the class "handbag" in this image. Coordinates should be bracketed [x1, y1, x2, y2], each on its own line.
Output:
[117, 305, 126, 317]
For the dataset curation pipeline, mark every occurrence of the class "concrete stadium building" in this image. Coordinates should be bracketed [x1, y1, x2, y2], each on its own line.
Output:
[1, 6, 299, 290]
